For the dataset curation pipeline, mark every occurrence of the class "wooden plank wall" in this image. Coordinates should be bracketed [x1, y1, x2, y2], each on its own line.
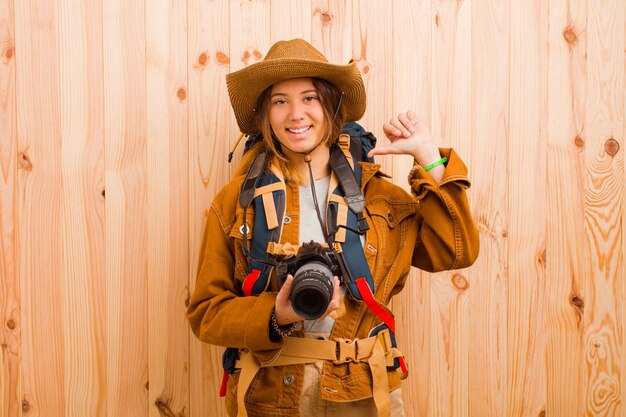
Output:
[1, 0, 625, 416]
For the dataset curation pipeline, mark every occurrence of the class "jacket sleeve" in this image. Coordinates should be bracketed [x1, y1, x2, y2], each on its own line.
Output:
[409, 148, 480, 271]
[186, 202, 284, 364]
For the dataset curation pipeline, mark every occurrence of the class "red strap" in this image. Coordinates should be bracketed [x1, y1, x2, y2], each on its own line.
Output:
[355, 278, 395, 333]
[398, 356, 408, 374]
[228, 270, 260, 396]
[219, 371, 229, 397]
[242, 269, 261, 296]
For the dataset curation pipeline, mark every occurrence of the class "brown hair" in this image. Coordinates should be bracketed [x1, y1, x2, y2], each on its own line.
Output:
[236, 77, 346, 182]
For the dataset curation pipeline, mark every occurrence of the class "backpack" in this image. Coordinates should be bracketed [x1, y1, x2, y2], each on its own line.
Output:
[218, 122, 406, 397]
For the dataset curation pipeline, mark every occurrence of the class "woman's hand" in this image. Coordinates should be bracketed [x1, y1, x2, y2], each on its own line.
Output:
[274, 274, 341, 325]
[368, 111, 444, 181]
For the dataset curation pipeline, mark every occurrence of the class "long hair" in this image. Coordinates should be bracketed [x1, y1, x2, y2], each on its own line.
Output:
[235, 77, 346, 182]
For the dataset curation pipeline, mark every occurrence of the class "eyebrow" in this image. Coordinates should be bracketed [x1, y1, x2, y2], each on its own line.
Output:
[270, 89, 318, 98]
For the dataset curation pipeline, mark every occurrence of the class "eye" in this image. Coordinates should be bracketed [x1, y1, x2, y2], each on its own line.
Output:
[272, 99, 287, 105]
[304, 95, 319, 102]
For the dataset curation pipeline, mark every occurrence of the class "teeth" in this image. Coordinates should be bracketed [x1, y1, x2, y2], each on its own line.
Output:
[288, 126, 310, 134]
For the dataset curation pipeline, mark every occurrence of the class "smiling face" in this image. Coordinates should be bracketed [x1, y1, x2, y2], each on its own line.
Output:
[268, 78, 327, 157]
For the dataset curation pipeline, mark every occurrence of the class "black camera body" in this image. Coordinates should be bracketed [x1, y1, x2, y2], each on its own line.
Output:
[276, 241, 342, 320]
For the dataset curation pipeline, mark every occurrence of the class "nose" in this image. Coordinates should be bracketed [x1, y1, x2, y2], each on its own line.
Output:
[288, 101, 305, 120]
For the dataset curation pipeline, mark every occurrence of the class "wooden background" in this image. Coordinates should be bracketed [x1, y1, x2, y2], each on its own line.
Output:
[1, 0, 625, 416]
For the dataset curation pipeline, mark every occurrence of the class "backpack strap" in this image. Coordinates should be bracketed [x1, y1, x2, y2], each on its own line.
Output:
[243, 171, 285, 296]
[330, 135, 369, 234]
[239, 150, 268, 258]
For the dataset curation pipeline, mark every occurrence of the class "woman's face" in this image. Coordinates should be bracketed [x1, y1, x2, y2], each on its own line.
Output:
[268, 77, 326, 156]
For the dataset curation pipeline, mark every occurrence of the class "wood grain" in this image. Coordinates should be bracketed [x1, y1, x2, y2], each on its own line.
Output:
[311, 0, 353, 66]
[582, 0, 624, 415]
[103, 0, 149, 414]
[508, 1, 549, 416]
[430, 1, 473, 416]
[0, 0, 18, 416]
[546, 0, 589, 415]
[228, 0, 270, 176]
[58, 0, 106, 415]
[270, 0, 311, 43]
[390, 0, 432, 416]
[622, 6, 626, 416]
[1, 1, 625, 416]
[146, 0, 189, 416]
[466, 0, 510, 414]
[352, 0, 393, 174]
[14, 1, 65, 415]
[187, 0, 231, 416]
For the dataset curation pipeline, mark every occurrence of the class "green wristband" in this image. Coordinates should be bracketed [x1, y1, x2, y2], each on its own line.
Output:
[423, 157, 447, 172]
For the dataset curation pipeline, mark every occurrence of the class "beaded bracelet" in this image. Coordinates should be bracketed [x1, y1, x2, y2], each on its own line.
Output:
[423, 156, 447, 172]
[271, 311, 297, 337]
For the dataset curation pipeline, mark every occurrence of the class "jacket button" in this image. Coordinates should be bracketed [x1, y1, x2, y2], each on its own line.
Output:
[387, 211, 393, 222]
[239, 223, 249, 234]
[283, 216, 292, 224]
[283, 375, 295, 385]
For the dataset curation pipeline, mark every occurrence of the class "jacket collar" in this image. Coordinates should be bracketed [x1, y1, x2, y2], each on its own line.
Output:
[358, 162, 391, 190]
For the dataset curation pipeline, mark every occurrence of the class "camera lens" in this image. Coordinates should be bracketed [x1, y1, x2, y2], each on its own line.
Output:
[291, 261, 335, 320]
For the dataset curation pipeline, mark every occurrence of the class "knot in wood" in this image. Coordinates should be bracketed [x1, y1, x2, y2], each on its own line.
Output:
[18, 152, 32, 172]
[563, 27, 578, 45]
[216, 51, 230, 65]
[321, 11, 332, 24]
[6, 319, 16, 329]
[574, 135, 584, 149]
[242, 49, 261, 65]
[154, 399, 175, 417]
[570, 294, 584, 310]
[197, 52, 208, 66]
[5, 46, 14, 60]
[604, 138, 619, 156]
[537, 249, 546, 267]
[22, 399, 31, 413]
[177, 87, 187, 101]
[451, 273, 469, 290]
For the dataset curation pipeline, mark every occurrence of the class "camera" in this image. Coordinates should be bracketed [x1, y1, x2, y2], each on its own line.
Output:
[275, 241, 342, 320]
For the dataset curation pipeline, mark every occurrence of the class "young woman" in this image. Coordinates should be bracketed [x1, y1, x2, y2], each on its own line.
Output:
[187, 38, 479, 417]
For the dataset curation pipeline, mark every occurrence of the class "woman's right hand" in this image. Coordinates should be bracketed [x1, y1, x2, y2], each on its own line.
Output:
[274, 274, 341, 325]
[274, 275, 302, 325]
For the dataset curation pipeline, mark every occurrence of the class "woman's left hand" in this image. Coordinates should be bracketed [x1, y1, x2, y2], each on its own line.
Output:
[368, 111, 440, 164]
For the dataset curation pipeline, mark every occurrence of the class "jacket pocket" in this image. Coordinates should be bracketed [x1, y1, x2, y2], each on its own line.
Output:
[366, 197, 417, 278]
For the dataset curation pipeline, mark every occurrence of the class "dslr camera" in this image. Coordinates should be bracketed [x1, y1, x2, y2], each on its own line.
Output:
[275, 241, 342, 320]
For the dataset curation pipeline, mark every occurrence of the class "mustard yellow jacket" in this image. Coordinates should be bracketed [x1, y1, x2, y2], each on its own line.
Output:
[187, 148, 479, 416]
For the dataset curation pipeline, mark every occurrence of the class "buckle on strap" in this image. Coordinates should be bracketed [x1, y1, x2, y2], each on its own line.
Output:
[334, 339, 360, 364]
[333, 329, 393, 365]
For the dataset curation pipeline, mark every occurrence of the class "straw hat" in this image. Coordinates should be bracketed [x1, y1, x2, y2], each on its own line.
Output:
[226, 38, 366, 135]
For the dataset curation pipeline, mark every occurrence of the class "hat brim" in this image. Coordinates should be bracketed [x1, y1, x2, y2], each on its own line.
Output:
[226, 59, 366, 135]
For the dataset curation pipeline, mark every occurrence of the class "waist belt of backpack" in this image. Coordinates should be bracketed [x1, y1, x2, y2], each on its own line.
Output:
[234, 329, 403, 417]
